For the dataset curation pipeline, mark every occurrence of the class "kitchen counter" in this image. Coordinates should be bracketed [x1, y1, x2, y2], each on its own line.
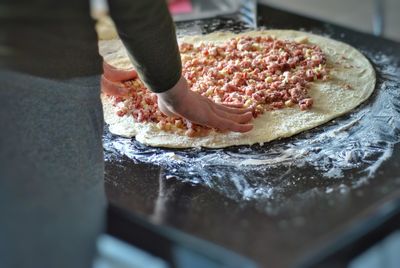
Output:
[104, 4, 400, 268]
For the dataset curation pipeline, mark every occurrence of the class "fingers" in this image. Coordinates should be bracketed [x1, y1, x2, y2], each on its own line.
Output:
[169, 103, 253, 133]
[207, 98, 253, 124]
[229, 122, 253, 133]
[103, 61, 138, 82]
[101, 75, 130, 97]
[213, 107, 253, 124]
[209, 114, 253, 133]
[220, 102, 245, 108]
[157, 99, 177, 118]
[207, 100, 254, 132]
[195, 100, 254, 133]
[215, 102, 254, 114]
[156, 83, 254, 133]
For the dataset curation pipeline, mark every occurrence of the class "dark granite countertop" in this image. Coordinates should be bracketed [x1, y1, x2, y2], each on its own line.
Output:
[104, 4, 400, 268]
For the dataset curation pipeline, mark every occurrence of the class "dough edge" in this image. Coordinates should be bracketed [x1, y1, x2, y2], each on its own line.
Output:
[100, 30, 376, 148]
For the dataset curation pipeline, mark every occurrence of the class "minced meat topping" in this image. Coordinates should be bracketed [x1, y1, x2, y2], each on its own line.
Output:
[110, 35, 329, 137]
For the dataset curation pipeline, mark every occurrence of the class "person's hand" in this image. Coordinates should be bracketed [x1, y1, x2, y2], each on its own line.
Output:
[101, 62, 137, 96]
[101, 63, 254, 133]
[157, 76, 254, 133]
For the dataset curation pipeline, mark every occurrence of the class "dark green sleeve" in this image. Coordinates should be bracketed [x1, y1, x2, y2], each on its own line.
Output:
[107, 0, 182, 93]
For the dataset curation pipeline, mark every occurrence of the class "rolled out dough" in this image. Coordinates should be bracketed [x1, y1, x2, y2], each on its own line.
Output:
[100, 30, 376, 148]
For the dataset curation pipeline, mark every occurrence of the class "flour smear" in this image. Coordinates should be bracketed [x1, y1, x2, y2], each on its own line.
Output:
[104, 44, 400, 211]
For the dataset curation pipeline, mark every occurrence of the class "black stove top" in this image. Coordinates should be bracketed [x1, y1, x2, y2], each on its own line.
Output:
[104, 4, 400, 268]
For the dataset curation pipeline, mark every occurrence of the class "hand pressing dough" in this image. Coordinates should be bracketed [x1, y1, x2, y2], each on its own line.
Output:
[100, 30, 375, 148]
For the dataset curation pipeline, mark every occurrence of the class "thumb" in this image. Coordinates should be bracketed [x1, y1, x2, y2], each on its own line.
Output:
[157, 98, 177, 118]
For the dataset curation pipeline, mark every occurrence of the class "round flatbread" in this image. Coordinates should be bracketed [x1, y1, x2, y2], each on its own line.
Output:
[100, 30, 376, 148]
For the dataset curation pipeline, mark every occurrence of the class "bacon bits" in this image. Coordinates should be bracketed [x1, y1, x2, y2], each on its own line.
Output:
[109, 35, 329, 136]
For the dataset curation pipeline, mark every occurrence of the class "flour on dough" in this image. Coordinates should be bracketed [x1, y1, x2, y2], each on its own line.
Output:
[99, 30, 376, 148]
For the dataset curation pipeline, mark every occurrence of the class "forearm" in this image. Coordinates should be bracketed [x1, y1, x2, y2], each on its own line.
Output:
[108, 0, 181, 93]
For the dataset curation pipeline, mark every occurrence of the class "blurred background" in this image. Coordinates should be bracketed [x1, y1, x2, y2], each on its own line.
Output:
[92, 0, 400, 41]
[260, 0, 399, 41]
